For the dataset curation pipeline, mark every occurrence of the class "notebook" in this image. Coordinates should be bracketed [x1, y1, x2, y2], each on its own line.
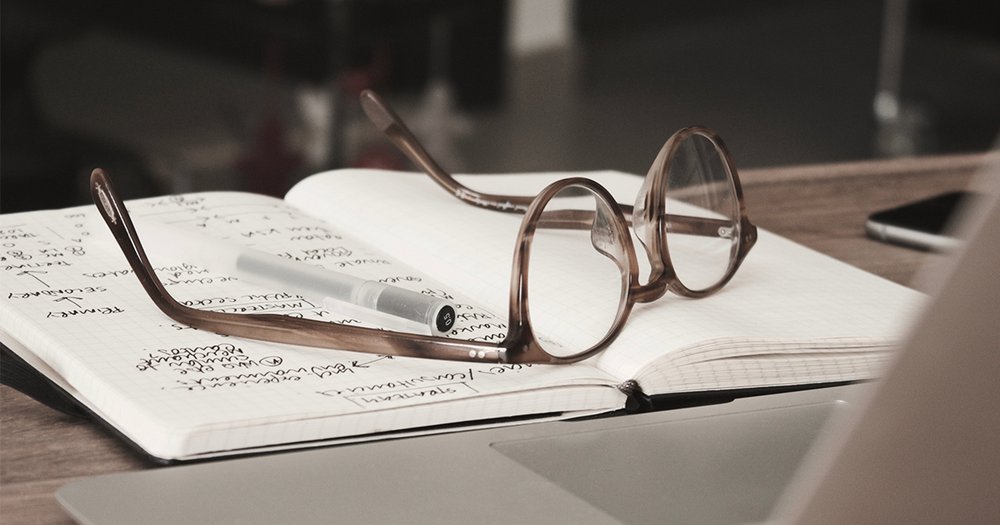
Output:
[53, 165, 1000, 524]
[0, 169, 919, 462]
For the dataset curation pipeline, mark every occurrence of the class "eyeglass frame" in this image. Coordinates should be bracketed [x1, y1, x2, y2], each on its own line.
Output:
[89, 93, 756, 365]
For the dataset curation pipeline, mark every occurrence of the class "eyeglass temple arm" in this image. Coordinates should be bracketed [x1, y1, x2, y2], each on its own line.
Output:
[361, 90, 534, 214]
[362, 91, 729, 238]
[87, 169, 508, 363]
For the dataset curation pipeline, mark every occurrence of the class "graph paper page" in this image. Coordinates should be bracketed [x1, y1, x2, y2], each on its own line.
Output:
[288, 169, 923, 394]
[0, 192, 620, 460]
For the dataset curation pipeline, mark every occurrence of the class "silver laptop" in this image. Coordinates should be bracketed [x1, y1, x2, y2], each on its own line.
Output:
[56, 172, 1000, 525]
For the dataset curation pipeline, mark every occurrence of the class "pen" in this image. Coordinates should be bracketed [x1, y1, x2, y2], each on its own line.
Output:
[131, 218, 457, 336]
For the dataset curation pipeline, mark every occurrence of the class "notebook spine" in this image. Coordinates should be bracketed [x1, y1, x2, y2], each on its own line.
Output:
[0, 344, 90, 419]
[617, 379, 653, 413]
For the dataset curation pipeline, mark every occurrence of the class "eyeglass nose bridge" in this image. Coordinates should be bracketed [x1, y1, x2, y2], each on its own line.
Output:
[628, 179, 673, 303]
[629, 192, 673, 292]
[589, 193, 673, 307]
[631, 272, 673, 304]
[589, 196, 631, 265]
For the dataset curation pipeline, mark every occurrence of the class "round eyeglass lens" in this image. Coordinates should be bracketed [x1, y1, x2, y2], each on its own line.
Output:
[525, 184, 628, 358]
[664, 132, 740, 292]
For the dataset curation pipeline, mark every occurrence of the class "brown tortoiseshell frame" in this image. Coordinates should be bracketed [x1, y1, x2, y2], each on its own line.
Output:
[88, 93, 756, 365]
[361, 90, 757, 301]
[633, 125, 758, 300]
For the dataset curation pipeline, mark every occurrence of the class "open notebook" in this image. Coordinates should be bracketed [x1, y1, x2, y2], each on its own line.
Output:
[0, 169, 920, 461]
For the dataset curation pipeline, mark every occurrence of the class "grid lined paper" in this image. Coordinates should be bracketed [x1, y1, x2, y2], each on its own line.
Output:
[0, 193, 620, 460]
[2, 169, 921, 459]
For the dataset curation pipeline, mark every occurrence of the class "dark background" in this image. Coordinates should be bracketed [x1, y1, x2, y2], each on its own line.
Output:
[3, 0, 998, 212]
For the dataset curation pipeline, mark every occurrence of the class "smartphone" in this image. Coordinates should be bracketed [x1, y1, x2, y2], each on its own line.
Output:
[865, 191, 976, 251]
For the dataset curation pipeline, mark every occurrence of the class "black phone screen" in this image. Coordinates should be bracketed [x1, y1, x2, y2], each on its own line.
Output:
[865, 191, 976, 251]
[868, 191, 971, 234]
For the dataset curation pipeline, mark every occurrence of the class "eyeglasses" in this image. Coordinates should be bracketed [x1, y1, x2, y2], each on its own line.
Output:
[90, 91, 756, 365]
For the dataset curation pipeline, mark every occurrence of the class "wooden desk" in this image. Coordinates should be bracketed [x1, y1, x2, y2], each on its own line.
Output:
[1, 153, 995, 524]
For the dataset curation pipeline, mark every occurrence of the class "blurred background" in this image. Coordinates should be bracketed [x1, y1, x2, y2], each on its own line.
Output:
[3, 0, 999, 212]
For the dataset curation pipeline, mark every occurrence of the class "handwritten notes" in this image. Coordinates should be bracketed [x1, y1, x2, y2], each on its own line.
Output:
[1, 192, 618, 459]
[2, 169, 922, 460]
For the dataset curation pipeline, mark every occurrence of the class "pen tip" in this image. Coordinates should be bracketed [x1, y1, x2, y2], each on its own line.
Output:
[435, 305, 456, 333]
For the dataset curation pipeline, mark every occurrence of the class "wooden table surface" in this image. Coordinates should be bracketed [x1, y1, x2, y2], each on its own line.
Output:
[2, 152, 996, 523]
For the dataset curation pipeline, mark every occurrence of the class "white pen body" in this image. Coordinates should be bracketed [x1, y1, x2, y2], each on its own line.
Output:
[133, 219, 455, 335]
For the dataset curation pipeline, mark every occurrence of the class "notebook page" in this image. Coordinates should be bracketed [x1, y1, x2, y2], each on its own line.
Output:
[0, 193, 619, 460]
[286, 170, 606, 327]
[287, 169, 922, 390]
[614, 229, 922, 391]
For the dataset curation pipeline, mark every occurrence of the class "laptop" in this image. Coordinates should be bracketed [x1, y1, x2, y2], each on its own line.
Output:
[56, 170, 1000, 524]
